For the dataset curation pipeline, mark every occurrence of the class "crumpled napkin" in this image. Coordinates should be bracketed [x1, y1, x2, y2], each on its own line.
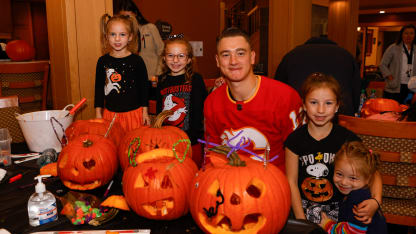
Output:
[0, 168, 6, 183]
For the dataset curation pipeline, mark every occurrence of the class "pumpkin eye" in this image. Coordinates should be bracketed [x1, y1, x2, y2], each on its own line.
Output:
[310, 182, 316, 187]
[319, 183, 326, 189]
[134, 173, 149, 188]
[161, 175, 173, 189]
[246, 178, 265, 198]
[83, 159, 96, 169]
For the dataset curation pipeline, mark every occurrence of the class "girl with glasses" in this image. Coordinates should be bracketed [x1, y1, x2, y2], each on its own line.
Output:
[156, 35, 208, 167]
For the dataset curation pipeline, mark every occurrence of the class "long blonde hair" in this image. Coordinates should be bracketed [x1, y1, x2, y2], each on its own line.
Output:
[100, 14, 139, 54]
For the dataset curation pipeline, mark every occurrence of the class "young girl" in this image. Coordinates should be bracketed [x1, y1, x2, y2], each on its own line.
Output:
[94, 14, 150, 132]
[156, 35, 208, 166]
[320, 141, 387, 234]
[285, 72, 382, 224]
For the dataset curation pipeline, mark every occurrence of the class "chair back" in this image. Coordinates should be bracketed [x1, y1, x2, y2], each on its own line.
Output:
[0, 60, 49, 112]
[0, 95, 25, 143]
[338, 115, 416, 226]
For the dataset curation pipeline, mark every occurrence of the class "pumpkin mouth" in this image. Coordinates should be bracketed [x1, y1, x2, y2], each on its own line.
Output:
[142, 198, 174, 216]
[198, 212, 265, 233]
[62, 180, 102, 190]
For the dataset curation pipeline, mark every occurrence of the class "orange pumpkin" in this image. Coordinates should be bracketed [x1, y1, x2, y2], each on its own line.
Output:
[301, 177, 333, 202]
[189, 146, 291, 234]
[58, 134, 118, 190]
[360, 98, 407, 118]
[65, 119, 125, 147]
[122, 146, 197, 220]
[101, 195, 130, 211]
[110, 73, 122, 82]
[5, 40, 35, 61]
[118, 110, 191, 170]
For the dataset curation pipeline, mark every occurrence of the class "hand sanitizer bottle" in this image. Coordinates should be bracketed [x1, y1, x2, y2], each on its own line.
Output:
[28, 175, 58, 226]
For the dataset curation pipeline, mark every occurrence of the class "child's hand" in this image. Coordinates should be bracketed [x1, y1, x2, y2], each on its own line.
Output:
[319, 212, 332, 228]
[353, 199, 378, 224]
[95, 108, 103, 119]
[142, 113, 151, 126]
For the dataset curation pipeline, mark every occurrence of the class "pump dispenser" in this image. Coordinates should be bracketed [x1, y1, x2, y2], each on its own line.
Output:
[28, 175, 58, 226]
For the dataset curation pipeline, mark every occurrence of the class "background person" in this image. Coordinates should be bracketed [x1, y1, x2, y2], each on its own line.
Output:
[379, 24, 416, 104]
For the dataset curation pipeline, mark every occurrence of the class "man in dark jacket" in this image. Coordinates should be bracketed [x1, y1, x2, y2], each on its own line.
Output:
[274, 37, 361, 116]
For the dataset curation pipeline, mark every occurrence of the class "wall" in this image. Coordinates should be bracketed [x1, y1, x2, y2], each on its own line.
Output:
[133, 0, 221, 79]
[365, 27, 378, 66]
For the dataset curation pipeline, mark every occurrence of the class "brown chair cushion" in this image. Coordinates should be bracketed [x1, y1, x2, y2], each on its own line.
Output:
[0, 106, 25, 143]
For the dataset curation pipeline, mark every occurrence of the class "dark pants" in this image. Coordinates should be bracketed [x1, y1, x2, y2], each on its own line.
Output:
[384, 84, 414, 104]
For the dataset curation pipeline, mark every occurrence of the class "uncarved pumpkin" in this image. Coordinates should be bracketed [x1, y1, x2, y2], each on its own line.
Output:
[5, 40, 35, 61]
[58, 134, 118, 190]
[65, 118, 125, 147]
[122, 147, 197, 220]
[118, 110, 191, 170]
[189, 146, 291, 234]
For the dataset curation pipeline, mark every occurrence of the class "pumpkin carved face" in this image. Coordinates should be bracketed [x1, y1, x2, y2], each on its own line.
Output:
[118, 110, 191, 170]
[189, 148, 291, 233]
[58, 134, 118, 190]
[110, 73, 122, 82]
[122, 147, 197, 220]
[301, 177, 333, 202]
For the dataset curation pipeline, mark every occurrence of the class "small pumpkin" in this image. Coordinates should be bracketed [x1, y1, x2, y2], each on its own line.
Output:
[301, 177, 333, 203]
[65, 118, 125, 147]
[101, 195, 130, 211]
[58, 134, 118, 190]
[5, 40, 35, 61]
[110, 73, 122, 82]
[189, 146, 291, 234]
[40, 162, 58, 177]
[360, 98, 407, 118]
[118, 110, 191, 170]
[122, 143, 197, 220]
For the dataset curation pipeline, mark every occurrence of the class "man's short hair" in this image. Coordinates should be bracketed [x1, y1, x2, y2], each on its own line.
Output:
[216, 27, 252, 50]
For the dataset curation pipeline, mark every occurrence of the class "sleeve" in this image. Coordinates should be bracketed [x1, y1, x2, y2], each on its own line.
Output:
[94, 57, 105, 108]
[323, 219, 368, 234]
[379, 45, 394, 78]
[351, 58, 362, 114]
[156, 76, 163, 114]
[274, 54, 289, 83]
[150, 24, 165, 75]
[203, 95, 222, 145]
[188, 73, 208, 145]
[137, 56, 149, 107]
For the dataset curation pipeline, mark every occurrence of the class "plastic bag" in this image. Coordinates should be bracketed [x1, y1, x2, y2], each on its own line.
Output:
[59, 191, 103, 225]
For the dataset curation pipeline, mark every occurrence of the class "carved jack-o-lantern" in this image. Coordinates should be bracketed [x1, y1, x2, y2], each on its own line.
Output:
[189, 147, 291, 234]
[301, 177, 333, 202]
[360, 98, 407, 118]
[58, 134, 118, 190]
[65, 118, 125, 147]
[118, 110, 191, 170]
[122, 146, 197, 220]
[111, 73, 122, 82]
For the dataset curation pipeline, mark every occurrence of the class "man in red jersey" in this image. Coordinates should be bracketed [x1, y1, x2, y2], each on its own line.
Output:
[204, 27, 303, 172]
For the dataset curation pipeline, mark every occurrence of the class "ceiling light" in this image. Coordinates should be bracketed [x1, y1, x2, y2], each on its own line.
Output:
[357, 27, 361, 31]
[379, 10, 385, 14]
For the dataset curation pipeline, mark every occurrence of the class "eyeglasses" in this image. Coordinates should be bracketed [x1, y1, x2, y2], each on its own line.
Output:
[165, 53, 188, 61]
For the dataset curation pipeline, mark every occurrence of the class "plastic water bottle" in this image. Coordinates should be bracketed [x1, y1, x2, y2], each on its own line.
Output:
[357, 89, 367, 117]
[28, 175, 58, 226]
[369, 89, 377, 99]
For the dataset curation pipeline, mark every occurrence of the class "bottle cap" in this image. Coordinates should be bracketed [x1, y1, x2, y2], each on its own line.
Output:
[34, 175, 51, 193]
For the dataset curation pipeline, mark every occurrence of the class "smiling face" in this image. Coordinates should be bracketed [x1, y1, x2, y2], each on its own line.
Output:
[107, 20, 132, 57]
[303, 87, 339, 128]
[402, 27, 415, 46]
[216, 36, 255, 83]
[164, 42, 191, 76]
[333, 156, 369, 195]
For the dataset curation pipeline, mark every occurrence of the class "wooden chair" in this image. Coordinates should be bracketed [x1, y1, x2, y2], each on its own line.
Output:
[0, 60, 49, 112]
[0, 95, 25, 143]
[338, 115, 416, 227]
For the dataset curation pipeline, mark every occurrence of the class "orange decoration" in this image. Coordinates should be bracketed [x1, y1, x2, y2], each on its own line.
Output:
[101, 195, 130, 211]
[5, 40, 35, 61]
[58, 134, 118, 190]
[360, 98, 407, 118]
[110, 73, 122, 82]
[40, 162, 58, 177]
[189, 147, 291, 234]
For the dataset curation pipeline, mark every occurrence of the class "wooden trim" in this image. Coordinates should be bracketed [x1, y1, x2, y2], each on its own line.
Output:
[382, 175, 416, 187]
[379, 151, 416, 163]
[384, 213, 416, 226]
[360, 7, 416, 15]
[338, 115, 416, 139]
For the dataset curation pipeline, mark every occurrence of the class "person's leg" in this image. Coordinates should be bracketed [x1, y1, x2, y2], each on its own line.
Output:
[383, 90, 401, 103]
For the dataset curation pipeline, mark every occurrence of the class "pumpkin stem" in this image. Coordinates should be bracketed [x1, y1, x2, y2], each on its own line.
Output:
[208, 145, 246, 167]
[83, 140, 93, 147]
[153, 110, 174, 128]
